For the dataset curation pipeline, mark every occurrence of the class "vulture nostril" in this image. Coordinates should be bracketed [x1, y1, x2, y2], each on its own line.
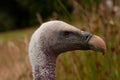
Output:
[85, 35, 89, 40]
[81, 31, 92, 41]
[84, 34, 92, 41]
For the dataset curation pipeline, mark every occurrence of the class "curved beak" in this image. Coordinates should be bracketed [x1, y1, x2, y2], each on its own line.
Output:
[88, 35, 106, 55]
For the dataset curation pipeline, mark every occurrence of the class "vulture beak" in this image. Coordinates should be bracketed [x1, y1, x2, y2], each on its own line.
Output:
[88, 35, 106, 55]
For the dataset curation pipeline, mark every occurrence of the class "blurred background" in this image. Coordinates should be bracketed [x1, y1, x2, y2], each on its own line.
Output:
[0, 0, 120, 80]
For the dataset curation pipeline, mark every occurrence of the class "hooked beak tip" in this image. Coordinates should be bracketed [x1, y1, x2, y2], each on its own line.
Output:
[88, 35, 106, 54]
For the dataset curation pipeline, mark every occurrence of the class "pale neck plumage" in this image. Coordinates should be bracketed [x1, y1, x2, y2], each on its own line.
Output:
[29, 42, 57, 80]
[33, 51, 57, 80]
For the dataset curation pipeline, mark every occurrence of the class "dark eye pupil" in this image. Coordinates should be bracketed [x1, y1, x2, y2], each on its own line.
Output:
[64, 31, 70, 35]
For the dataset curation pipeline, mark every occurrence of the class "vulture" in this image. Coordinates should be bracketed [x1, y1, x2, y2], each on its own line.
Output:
[29, 20, 106, 80]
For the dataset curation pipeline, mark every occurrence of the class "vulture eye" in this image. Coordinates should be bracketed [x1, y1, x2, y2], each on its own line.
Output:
[63, 31, 71, 36]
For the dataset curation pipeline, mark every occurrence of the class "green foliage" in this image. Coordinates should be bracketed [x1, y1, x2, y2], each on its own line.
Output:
[17, 0, 73, 19]
[0, 12, 15, 31]
[17, 0, 54, 19]
[54, 0, 73, 20]
[77, 0, 101, 11]
[0, 0, 31, 32]
[0, 0, 102, 32]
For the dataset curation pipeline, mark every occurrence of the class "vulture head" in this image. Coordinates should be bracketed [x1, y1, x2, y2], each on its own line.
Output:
[29, 20, 106, 80]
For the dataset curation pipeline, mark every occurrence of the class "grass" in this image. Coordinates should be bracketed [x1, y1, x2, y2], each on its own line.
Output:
[0, 27, 36, 42]
[0, 28, 36, 80]
[0, 20, 120, 80]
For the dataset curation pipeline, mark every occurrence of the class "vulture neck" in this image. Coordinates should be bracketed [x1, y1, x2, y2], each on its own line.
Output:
[33, 48, 58, 80]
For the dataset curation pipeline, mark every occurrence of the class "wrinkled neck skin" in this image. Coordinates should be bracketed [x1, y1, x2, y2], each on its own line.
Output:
[29, 31, 59, 80]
